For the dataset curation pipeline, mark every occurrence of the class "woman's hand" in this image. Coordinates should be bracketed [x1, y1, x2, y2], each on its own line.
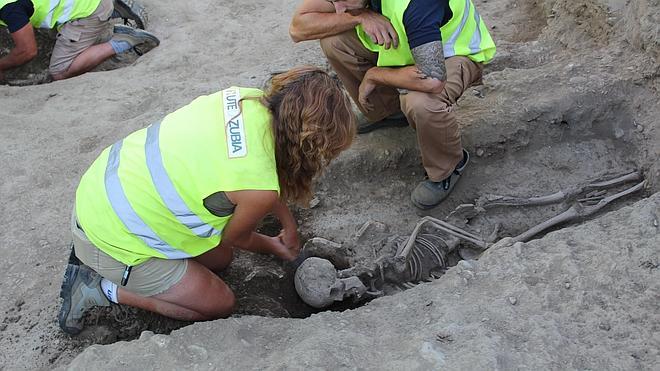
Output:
[278, 228, 300, 255]
[222, 193, 301, 261]
[269, 232, 300, 261]
[270, 199, 300, 261]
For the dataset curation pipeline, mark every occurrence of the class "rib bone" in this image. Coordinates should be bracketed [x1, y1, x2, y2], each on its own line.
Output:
[396, 216, 490, 259]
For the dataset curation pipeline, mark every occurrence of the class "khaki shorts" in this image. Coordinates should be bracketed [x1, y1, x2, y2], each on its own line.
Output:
[70, 209, 188, 297]
[49, 0, 114, 75]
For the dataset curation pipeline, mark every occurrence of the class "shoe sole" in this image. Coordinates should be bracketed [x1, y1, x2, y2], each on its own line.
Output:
[67, 242, 81, 266]
[113, 25, 160, 46]
[58, 264, 82, 335]
[410, 196, 437, 210]
[113, 0, 148, 29]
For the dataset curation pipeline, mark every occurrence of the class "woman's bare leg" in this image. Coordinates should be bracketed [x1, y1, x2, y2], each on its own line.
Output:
[194, 245, 234, 272]
[116, 259, 235, 321]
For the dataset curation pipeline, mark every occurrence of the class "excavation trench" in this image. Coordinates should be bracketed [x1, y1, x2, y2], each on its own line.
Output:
[0, 30, 145, 86]
[33, 0, 651, 345]
[0, 0, 149, 86]
[65, 83, 650, 348]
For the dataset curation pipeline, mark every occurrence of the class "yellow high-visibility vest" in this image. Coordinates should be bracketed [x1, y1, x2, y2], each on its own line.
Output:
[76, 87, 280, 266]
[0, 0, 101, 30]
[356, 0, 496, 67]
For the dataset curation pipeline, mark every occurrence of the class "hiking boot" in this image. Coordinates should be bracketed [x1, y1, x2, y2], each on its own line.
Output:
[58, 263, 110, 335]
[356, 111, 408, 134]
[112, 24, 160, 54]
[411, 149, 470, 209]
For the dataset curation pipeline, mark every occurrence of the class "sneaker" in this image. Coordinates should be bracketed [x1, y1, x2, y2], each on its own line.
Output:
[112, 24, 160, 54]
[411, 149, 470, 209]
[58, 264, 110, 335]
[67, 242, 81, 266]
[357, 111, 408, 134]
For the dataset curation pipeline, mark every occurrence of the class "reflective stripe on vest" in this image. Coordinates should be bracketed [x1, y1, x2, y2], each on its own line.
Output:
[145, 122, 221, 239]
[468, 6, 482, 54]
[39, 0, 60, 28]
[104, 140, 192, 260]
[444, 0, 471, 58]
[53, 0, 74, 27]
[355, 0, 495, 67]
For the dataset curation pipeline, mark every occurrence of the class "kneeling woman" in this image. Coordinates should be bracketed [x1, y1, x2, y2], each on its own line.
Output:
[59, 66, 355, 334]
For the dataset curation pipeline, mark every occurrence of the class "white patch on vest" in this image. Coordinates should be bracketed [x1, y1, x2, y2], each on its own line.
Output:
[222, 87, 248, 158]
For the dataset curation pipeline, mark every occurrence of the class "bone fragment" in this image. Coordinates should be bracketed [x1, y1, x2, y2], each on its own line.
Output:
[585, 189, 607, 198]
[577, 196, 606, 203]
[586, 171, 641, 188]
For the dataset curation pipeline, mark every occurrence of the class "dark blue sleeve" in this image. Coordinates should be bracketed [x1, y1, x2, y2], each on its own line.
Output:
[403, 0, 449, 49]
[0, 0, 33, 33]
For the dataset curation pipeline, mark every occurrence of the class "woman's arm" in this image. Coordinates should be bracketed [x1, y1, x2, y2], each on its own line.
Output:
[221, 190, 299, 261]
[271, 198, 300, 255]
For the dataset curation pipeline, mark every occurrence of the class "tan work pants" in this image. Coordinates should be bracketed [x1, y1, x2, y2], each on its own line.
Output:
[320, 30, 483, 181]
[49, 0, 114, 74]
[71, 208, 188, 297]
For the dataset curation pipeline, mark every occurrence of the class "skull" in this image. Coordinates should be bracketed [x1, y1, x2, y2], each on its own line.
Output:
[294, 257, 367, 309]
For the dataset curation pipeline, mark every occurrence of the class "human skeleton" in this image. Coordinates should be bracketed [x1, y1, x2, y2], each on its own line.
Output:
[295, 171, 646, 308]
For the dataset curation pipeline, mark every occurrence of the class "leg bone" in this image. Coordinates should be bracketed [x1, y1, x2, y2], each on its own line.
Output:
[512, 180, 645, 243]
[477, 171, 641, 208]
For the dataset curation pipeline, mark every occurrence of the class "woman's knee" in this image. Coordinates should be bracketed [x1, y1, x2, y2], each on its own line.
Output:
[156, 262, 235, 319]
[189, 264, 235, 318]
[201, 282, 235, 319]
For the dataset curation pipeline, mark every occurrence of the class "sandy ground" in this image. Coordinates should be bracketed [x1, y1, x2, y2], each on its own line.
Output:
[66, 193, 660, 370]
[0, 0, 658, 369]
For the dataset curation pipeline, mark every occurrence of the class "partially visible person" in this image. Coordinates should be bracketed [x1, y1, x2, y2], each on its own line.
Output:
[290, 0, 496, 209]
[0, 0, 159, 82]
[58, 66, 356, 335]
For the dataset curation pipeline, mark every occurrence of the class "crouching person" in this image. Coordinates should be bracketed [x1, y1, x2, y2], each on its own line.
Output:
[58, 66, 355, 335]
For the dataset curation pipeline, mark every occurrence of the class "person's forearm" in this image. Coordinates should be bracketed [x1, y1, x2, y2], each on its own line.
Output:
[271, 199, 296, 231]
[231, 232, 279, 255]
[220, 230, 273, 254]
[365, 66, 445, 94]
[0, 48, 35, 71]
[290, 11, 360, 42]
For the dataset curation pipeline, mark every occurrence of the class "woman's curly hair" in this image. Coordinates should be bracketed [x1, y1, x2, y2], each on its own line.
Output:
[261, 66, 355, 206]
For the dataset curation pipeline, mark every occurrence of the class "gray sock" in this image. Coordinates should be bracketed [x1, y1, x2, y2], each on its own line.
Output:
[110, 39, 133, 54]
